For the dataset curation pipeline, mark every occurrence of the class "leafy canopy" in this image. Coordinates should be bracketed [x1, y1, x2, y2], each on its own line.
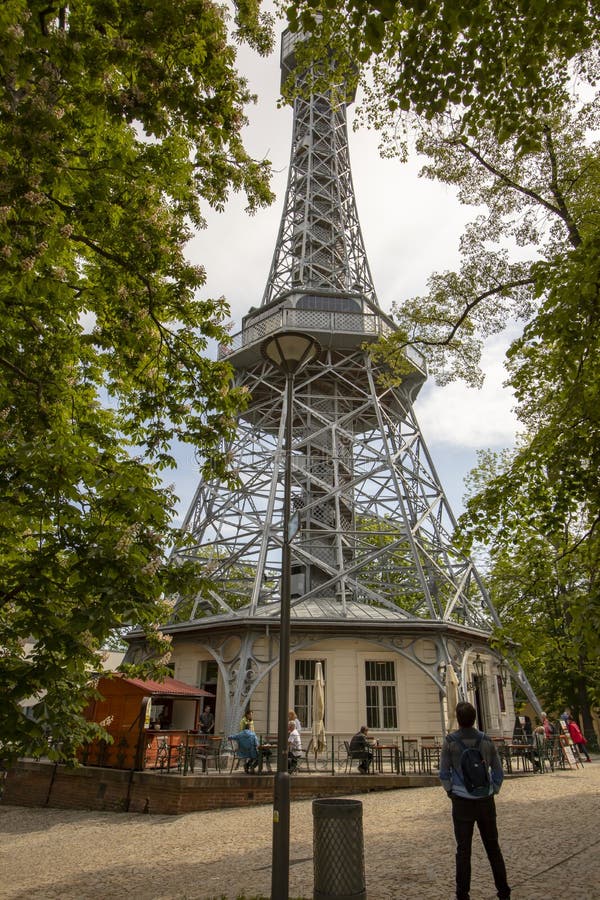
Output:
[283, 0, 599, 146]
[0, 0, 274, 762]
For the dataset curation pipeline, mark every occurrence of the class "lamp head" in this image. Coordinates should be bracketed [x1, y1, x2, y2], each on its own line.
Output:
[473, 654, 485, 679]
[261, 331, 321, 375]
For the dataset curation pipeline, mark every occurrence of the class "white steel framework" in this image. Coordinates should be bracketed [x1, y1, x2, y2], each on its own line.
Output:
[181, 344, 497, 631]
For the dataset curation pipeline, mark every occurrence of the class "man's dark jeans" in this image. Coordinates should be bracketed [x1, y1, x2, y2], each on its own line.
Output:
[451, 795, 510, 900]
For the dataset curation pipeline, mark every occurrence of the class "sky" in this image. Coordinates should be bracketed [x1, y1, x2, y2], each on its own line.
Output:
[172, 28, 520, 523]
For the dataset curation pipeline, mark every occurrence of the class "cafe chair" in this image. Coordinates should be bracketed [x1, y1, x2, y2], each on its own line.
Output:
[228, 738, 242, 773]
[344, 740, 372, 774]
[257, 736, 274, 773]
[419, 736, 441, 773]
[201, 735, 222, 772]
[401, 736, 421, 773]
[295, 737, 313, 773]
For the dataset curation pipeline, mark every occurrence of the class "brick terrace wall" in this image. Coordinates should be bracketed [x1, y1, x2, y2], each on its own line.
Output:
[3, 761, 436, 816]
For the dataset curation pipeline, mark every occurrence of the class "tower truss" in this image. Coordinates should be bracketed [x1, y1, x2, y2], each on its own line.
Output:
[181, 344, 498, 630]
[261, 31, 376, 306]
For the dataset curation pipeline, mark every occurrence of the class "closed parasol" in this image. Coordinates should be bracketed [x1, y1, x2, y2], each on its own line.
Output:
[446, 662, 460, 731]
[311, 661, 326, 755]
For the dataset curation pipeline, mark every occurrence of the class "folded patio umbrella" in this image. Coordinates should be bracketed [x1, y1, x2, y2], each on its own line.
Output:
[311, 661, 326, 754]
[446, 661, 460, 732]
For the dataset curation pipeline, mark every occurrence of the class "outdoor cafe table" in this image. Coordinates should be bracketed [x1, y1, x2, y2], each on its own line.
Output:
[373, 743, 400, 774]
[257, 742, 275, 773]
[507, 742, 538, 773]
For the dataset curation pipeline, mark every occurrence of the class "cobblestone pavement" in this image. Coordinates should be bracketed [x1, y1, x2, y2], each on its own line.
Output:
[1, 757, 598, 899]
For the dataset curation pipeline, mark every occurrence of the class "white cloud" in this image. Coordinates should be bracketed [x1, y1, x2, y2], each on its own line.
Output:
[415, 332, 520, 449]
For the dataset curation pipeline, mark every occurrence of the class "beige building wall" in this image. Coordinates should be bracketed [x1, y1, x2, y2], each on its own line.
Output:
[171, 634, 460, 740]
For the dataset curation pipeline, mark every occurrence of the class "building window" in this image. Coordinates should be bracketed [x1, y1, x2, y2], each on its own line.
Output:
[294, 659, 326, 729]
[197, 660, 218, 689]
[296, 294, 361, 313]
[365, 661, 397, 729]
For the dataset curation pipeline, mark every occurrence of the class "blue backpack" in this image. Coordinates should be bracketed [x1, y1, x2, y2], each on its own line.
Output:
[450, 732, 491, 797]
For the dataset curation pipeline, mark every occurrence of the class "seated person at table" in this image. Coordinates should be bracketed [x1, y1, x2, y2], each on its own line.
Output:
[349, 726, 373, 773]
[289, 709, 302, 733]
[228, 725, 259, 773]
[541, 712, 555, 739]
[288, 721, 302, 773]
[199, 706, 214, 735]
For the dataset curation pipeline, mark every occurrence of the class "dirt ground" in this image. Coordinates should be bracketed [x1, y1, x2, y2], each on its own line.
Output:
[1, 755, 599, 899]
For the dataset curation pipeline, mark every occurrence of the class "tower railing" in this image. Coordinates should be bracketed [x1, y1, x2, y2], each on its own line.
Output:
[218, 304, 427, 374]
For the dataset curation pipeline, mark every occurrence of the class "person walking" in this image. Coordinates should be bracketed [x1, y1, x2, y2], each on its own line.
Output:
[288, 709, 302, 733]
[440, 701, 511, 900]
[199, 706, 214, 734]
[240, 709, 255, 731]
[567, 716, 592, 762]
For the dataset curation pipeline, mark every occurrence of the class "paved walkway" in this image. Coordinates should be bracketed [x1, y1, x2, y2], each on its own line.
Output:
[1, 757, 599, 899]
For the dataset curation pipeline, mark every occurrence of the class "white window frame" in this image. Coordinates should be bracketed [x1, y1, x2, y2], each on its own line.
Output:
[365, 659, 398, 730]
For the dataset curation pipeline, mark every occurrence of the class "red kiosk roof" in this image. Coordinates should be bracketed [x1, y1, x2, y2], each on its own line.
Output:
[109, 674, 214, 698]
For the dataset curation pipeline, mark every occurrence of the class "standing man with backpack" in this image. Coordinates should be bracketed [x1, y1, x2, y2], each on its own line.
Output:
[440, 701, 511, 900]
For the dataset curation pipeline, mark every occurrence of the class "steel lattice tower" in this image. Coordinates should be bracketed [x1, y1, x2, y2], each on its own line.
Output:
[167, 30, 539, 725]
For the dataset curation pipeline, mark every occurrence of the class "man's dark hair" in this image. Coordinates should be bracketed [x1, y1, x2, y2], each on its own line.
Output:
[456, 701, 477, 728]
[360, 725, 368, 734]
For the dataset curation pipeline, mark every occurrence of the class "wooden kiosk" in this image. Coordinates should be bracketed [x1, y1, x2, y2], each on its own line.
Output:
[80, 674, 214, 770]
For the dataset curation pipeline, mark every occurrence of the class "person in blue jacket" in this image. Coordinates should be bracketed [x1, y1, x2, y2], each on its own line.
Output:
[228, 725, 259, 773]
[439, 701, 510, 900]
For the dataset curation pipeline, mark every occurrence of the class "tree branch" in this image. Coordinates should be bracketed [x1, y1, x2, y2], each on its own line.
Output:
[0, 354, 41, 385]
[543, 125, 582, 248]
[415, 276, 536, 347]
[554, 515, 599, 561]
[457, 138, 568, 223]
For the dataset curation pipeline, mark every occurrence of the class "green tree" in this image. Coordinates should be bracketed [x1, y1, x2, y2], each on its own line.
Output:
[0, 0, 274, 763]
[461, 450, 600, 745]
[281, 7, 599, 546]
[372, 90, 600, 737]
[370, 88, 600, 540]
[284, 0, 599, 145]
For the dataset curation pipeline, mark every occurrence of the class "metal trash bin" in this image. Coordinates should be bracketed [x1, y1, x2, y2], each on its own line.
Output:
[313, 798, 366, 900]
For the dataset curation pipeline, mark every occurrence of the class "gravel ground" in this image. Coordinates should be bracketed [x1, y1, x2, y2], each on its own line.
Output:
[1, 757, 599, 900]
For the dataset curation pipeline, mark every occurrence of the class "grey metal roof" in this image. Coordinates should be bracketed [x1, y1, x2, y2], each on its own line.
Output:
[254, 598, 411, 621]
[128, 597, 490, 642]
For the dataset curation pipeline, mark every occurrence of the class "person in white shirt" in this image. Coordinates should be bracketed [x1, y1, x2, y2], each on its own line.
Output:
[288, 709, 302, 734]
[287, 721, 302, 773]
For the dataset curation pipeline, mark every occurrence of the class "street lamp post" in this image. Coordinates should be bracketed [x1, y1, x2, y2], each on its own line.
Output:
[467, 653, 486, 691]
[261, 331, 321, 900]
